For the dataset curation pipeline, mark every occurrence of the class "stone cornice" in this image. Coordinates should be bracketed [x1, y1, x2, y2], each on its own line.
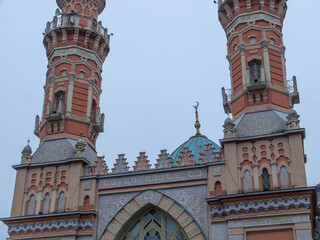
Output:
[56, 0, 106, 14]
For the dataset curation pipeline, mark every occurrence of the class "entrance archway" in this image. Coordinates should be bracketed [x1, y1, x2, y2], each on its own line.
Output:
[100, 190, 205, 240]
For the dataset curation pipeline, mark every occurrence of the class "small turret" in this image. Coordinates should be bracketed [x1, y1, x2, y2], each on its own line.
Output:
[223, 117, 236, 138]
[21, 140, 32, 164]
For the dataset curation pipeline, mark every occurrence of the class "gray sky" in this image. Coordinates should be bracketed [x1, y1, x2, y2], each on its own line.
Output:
[0, 0, 319, 238]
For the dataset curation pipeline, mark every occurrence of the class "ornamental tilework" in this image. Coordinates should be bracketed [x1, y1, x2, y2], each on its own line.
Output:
[162, 199, 174, 211]
[296, 230, 312, 240]
[107, 223, 118, 235]
[115, 213, 127, 224]
[135, 190, 162, 207]
[172, 206, 184, 219]
[187, 227, 201, 238]
[97, 192, 138, 239]
[181, 216, 193, 227]
[211, 222, 228, 240]
[211, 197, 311, 218]
[236, 110, 287, 138]
[8, 220, 94, 236]
[159, 185, 209, 239]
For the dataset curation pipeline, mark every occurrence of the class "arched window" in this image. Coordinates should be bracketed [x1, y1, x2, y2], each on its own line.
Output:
[120, 209, 188, 240]
[262, 168, 271, 191]
[249, 36, 256, 44]
[84, 196, 90, 211]
[248, 60, 261, 84]
[280, 166, 289, 189]
[60, 69, 66, 77]
[42, 193, 50, 214]
[214, 181, 222, 197]
[243, 170, 253, 192]
[27, 195, 36, 215]
[54, 91, 65, 112]
[57, 191, 66, 212]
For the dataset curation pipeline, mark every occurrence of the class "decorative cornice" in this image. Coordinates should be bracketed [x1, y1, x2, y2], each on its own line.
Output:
[56, 0, 106, 14]
[210, 196, 311, 218]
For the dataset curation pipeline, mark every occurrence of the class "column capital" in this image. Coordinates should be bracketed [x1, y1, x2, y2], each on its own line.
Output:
[239, 44, 245, 53]
[49, 76, 55, 85]
[261, 40, 269, 49]
[68, 73, 76, 83]
[280, 46, 286, 54]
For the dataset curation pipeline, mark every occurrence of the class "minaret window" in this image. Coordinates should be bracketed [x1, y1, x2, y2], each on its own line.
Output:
[91, 100, 97, 123]
[262, 168, 271, 191]
[249, 60, 261, 84]
[57, 191, 66, 212]
[249, 36, 256, 44]
[60, 70, 66, 77]
[54, 91, 65, 112]
[79, 71, 85, 78]
[42, 193, 50, 214]
[27, 195, 36, 215]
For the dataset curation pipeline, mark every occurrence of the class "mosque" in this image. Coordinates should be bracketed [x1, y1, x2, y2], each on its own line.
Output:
[1, 0, 319, 239]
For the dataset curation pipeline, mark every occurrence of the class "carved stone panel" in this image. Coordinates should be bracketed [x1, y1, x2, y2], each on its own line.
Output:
[159, 185, 209, 239]
[243, 170, 253, 192]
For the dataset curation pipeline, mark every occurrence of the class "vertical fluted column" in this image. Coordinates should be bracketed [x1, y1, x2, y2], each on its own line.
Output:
[86, 79, 94, 121]
[262, 40, 271, 85]
[239, 44, 247, 89]
[253, 164, 259, 191]
[65, 74, 75, 117]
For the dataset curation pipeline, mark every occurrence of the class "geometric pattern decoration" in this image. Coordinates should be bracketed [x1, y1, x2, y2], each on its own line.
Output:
[101, 190, 206, 240]
[111, 154, 129, 174]
[92, 156, 109, 175]
[133, 152, 151, 172]
[177, 147, 194, 167]
[210, 197, 311, 218]
[155, 149, 171, 169]
[8, 219, 94, 236]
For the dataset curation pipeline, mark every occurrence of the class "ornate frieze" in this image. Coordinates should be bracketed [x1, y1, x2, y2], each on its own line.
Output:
[98, 168, 207, 190]
[226, 11, 282, 35]
[48, 46, 103, 69]
[210, 197, 311, 218]
[8, 219, 94, 236]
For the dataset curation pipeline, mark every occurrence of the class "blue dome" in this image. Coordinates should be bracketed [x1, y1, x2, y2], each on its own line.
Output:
[170, 135, 221, 166]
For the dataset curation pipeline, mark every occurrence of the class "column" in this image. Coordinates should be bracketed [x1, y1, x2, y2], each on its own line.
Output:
[48, 76, 55, 103]
[281, 46, 287, 87]
[270, 162, 278, 189]
[288, 160, 294, 187]
[238, 166, 242, 192]
[239, 44, 247, 89]
[261, 40, 271, 85]
[21, 192, 28, 216]
[86, 79, 94, 121]
[50, 188, 57, 213]
[253, 164, 259, 191]
[65, 73, 75, 117]
[35, 190, 43, 214]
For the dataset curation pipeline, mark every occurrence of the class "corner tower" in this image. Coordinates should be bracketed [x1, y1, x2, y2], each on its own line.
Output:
[35, 0, 110, 148]
[219, 0, 299, 119]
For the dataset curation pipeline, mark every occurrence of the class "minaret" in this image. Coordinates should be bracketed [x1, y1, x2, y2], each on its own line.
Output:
[219, 0, 299, 120]
[34, 0, 110, 148]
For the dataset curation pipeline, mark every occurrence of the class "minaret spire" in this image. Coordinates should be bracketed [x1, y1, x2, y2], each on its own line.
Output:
[193, 101, 201, 136]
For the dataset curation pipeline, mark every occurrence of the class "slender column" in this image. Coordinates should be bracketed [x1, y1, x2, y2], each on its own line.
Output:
[35, 190, 43, 214]
[65, 74, 75, 117]
[227, 55, 234, 94]
[281, 46, 287, 87]
[270, 162, 278, 189]
[261, 40, 271, 85]
[238, 167, 242, 192]
[253, 164, 259, 191]
[288, 160, 294, 187]
[21, 192, 28, 216]
[239, 44, 247, 89]
[86, 79, 94, 121]
[48, 76, 55, 102]
[50, 188, 57, 213]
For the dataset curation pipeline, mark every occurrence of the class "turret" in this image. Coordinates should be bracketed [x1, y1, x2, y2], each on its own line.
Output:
[35, 0, 110, 148]
[219, 0, 299, 120]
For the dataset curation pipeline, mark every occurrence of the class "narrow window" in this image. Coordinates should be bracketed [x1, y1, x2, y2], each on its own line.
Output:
[249, 36, 256, 44]
[57, 191, 66, 212]
[27, 195, 36, 215]
[280, 166, 289, 189]
[60, 70, 66, 77]
[249, 60, 261, 84]
[42, 193, 50, 214]
[79, 71, 85, 78]
[91, 100, 97, 123]
[214, 181, 223, 197]
[262, 168, 271, 191]
[270, 38, 276, 44]
[83, 196, 90, 211]
[54, 91, 65, 112]
[243, 170, 253, 192]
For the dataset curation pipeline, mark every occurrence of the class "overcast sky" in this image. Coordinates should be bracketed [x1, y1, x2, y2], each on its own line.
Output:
[0, 0, 319, 238]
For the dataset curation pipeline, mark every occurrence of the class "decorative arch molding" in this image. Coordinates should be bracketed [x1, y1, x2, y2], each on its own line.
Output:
[100, 190, 206, 240]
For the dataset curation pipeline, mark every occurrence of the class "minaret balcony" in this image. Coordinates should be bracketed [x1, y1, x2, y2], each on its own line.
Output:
[45, 106, 65, 122]
[246, 82, 267, 91]
[44, 14, 110, 44]
[91, 113, 105, 133]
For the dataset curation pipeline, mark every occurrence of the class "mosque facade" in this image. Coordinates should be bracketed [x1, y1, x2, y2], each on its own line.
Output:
[1, 0, 319, 240]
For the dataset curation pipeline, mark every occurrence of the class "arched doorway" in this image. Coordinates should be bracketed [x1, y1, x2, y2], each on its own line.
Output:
[120, 208, 188, 240]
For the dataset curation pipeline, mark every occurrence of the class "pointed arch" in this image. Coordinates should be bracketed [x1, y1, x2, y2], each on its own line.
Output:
[100, 190, 205, 240]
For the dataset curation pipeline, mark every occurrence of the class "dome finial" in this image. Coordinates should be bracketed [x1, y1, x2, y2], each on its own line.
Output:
[193, 101, 201, 136]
